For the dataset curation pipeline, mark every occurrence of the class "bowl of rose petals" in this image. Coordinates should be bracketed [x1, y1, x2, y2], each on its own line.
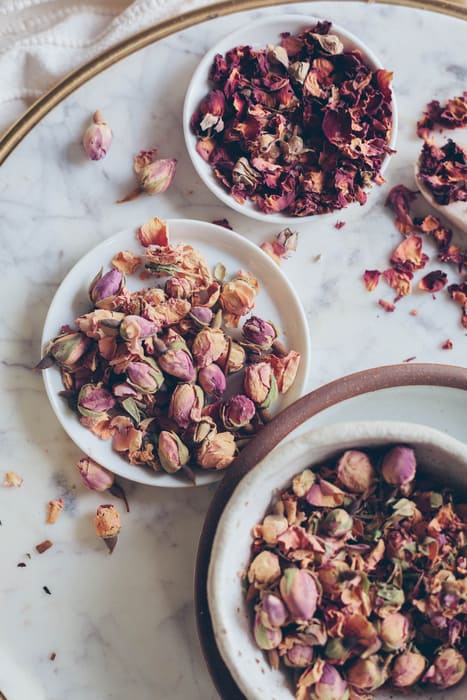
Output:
[207, 420, 467, 700]
[184, 15, 397, 224]
[37, 217, 309, 487]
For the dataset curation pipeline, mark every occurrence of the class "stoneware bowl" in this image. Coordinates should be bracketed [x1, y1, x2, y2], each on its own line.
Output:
[206, 419, 467, 700]
[183, 14, 398, 225]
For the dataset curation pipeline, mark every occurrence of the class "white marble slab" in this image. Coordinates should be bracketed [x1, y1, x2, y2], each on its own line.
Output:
[0, 3, 465, 699]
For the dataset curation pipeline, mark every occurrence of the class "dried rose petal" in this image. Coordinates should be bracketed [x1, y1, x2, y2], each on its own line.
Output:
[3, 471, 23, 487]
[385, 185, 417, 234]
[417, 92, 467, 138]
[419, 270, 448, 292]
[363, 270, 381, 292]
[46, 499, 64, 524]
[137, 217, 169, 248]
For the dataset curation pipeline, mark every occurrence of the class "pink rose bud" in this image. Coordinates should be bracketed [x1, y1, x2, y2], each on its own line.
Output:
[45, 331, 91, 370]
[158, 343, 196, 383]
[218, 341, 246, 374]
[94, 504, 121, 553]
[168, 383, 204, 429]
[77, 457, 114, 491]
[157, 431, 190, 474]
[314, 664, 349, 700]
[196, 431, 236, 470]
[261, 514, 288, 545]
[127, 358, 164, 394]
[243, 362, 278, 408]
[198, 363, 226, 397]
[280, 568, 319, 623]
[391, 651, 427, 687]
[120, 315, 157, 341]
[321, 508, 353, 538]
[254, 612, 282, 650]
[248, 551, 281, 588]
[378, 612, 409, 651]
[347, 655, 388, 691]
[221, 394, 255, 430]
[82, 111, 112, 161]
[337, 450, 375, 492]
[258, 593, 288, 629]
[192, 327, 228, 368]
[283, 637, 314, 668]
[165, 276, 192, 299]
[89, 268, 124, 305]
[185, 416, 217, 445]
[78, 383, 116, 418]
[292, 469, 316, 498]
[190, 306, 213, 326]
[242, 316, 277, 349]
[381, 446, 417, 486]
[423, 647, 466, 689]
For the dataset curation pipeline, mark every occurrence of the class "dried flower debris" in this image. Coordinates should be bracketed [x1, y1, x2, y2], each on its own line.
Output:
[191, 21, 394, 217]
[416, 92, 467, 139]
[36, 218, 301, 480]
[36, 540, 53, 554]
[46, 499, 64, 524]
[3, 471, 23, 487]
[418, 140, 466, 206]
[260, 227, 298, 265]
[246, 445, 467, 699]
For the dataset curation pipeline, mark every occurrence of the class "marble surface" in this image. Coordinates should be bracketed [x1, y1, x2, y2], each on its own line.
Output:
[0, 3, 465, 699]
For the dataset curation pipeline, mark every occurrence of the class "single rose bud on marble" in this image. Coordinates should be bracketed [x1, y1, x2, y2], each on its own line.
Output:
[82, 111, 112, 161]
[77, 457, 115, 492]
[94, 504, 121, 553]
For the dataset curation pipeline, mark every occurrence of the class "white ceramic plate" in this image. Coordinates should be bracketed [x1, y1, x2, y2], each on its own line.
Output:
[183, 14, 398, 225]
[207, 420, 467, 700]
[40, 218, 310, 487]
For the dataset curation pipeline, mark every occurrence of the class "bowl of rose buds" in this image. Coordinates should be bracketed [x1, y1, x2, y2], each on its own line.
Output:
[184, 15, 397, 224]
[206, 419, 467, 700]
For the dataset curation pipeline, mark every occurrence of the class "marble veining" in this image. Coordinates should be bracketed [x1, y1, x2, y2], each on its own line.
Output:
[0, 3, 465, 699]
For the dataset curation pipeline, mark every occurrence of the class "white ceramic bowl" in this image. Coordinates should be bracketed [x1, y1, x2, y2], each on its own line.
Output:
[183, 14, 398, 225]
[207, 420, 467, 700]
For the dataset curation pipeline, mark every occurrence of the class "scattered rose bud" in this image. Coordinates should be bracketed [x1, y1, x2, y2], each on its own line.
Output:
[220, 394, 255, 430]
[44, 332, 91, 370]
[218, 341, 246, 373]
[321, 508, 353, 538]
[248, 551, 281, 589]
[3, 471, 23, 487]
[260, 514, 288, 545]
[168, 383, 204, 429]
[347, 655, 388, 691]
[186, 416, 217, 445]
[189, 306, 213, 326]
[89, 268, 124, 306]
[257, 592, 288, 629]
[77, 383, 116, 419]
[282, 637, 314, 668]
[336, 450, 375, 492]
[82, 111, 112, 161]
[157, 431, 189, 474]
[280, 568, 319, 623]
[158, 341, 196, 383]
[196, 431, 236, 470]
[381, 446, 416, 486]
[292, 469, 316, 497]
[118, 150, 177, 202]
[119, 315, 157, 341]
[165, 276, 192, 299]
[77, 457, 115, 492]
[192, 327, 228, 368]
[243, 362, 278, 409]
[254, 612, 282, 650]
[242, 316, 277, 349]
[391, 651, 427, 687]
[423, 647, 466, 689]
[313, 663, 349, 700]
[46, 499, 64, 524]
[127, 358, 164, 394]
[94, 504, 121, 553]
[377, 612, 409, 651]
[198, 363, 226, 397]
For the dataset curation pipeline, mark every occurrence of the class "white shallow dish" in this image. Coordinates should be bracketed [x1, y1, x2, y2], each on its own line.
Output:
[183, 14, 398, 225]
[40, 218, 310, 487]
[208, 420, 467, 700]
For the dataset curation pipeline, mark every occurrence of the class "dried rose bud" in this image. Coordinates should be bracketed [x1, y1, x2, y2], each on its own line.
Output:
[185, 416, 217, 445]
[192, 327, 228, 368]
[347, 655, 388, 691]
[127, 358, 164, 394]
[377, 612, 409, 651]
[158, 342, 196, 383]
[298, 619, 328, 647]
[242, 316, 277, 349]
[336, 450, 375, 493]
[248, 551, 281, 587]
[89, 268, 124, 305]
[77, 457, 115, 491]
[283, 637, 314, 668]
[119, 315, 157, 341]
[381, 446, 416, 486]
[257, 592, 288, 629]
[168, 383, 204, 429]
[313, 664, 349, 700]
[391, 651, 427, 687]
[254, 612, 282, 650]
[219, 341, 246, 374]
[220, 394, 255, 430]
[165, 276, 192, 299]
[261, 514, 288, 545]
[423, 647, 466, 689]
[198, 363, 226, 397]
[77, 383, 116, 419]
[243, 362, 278, 408]
[3, 471, 23, 487]
[139, 158, 177, 196]
[82, 111, 112, 161]
[324, 638, 350, 663]
[280, 568, 319, 623]
[46, 499, 64, 524]
[46, 332, 92, 370]
[189, 306, 213, 326]
[292, 469, 316, 497]
[219, 270, 259, 326]
[94, 504, 121, 553]
[157, 431, 190, 474]
[321, 508, 353, 538]
[196, 431, 236, 470]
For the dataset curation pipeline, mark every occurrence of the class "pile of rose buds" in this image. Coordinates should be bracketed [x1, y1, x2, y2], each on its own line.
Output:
[36, 217, 300, 480]
[246, 445, 466, 699]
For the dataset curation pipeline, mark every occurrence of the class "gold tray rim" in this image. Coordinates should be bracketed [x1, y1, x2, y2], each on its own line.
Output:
[0, 0, 466, 165]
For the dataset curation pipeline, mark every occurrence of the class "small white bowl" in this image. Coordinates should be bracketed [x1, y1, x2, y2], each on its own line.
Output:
[183, 15, 398, 225]
[207, 420, 467, 700]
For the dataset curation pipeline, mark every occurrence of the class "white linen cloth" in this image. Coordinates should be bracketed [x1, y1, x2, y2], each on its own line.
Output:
[0, 0, 217, 134]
